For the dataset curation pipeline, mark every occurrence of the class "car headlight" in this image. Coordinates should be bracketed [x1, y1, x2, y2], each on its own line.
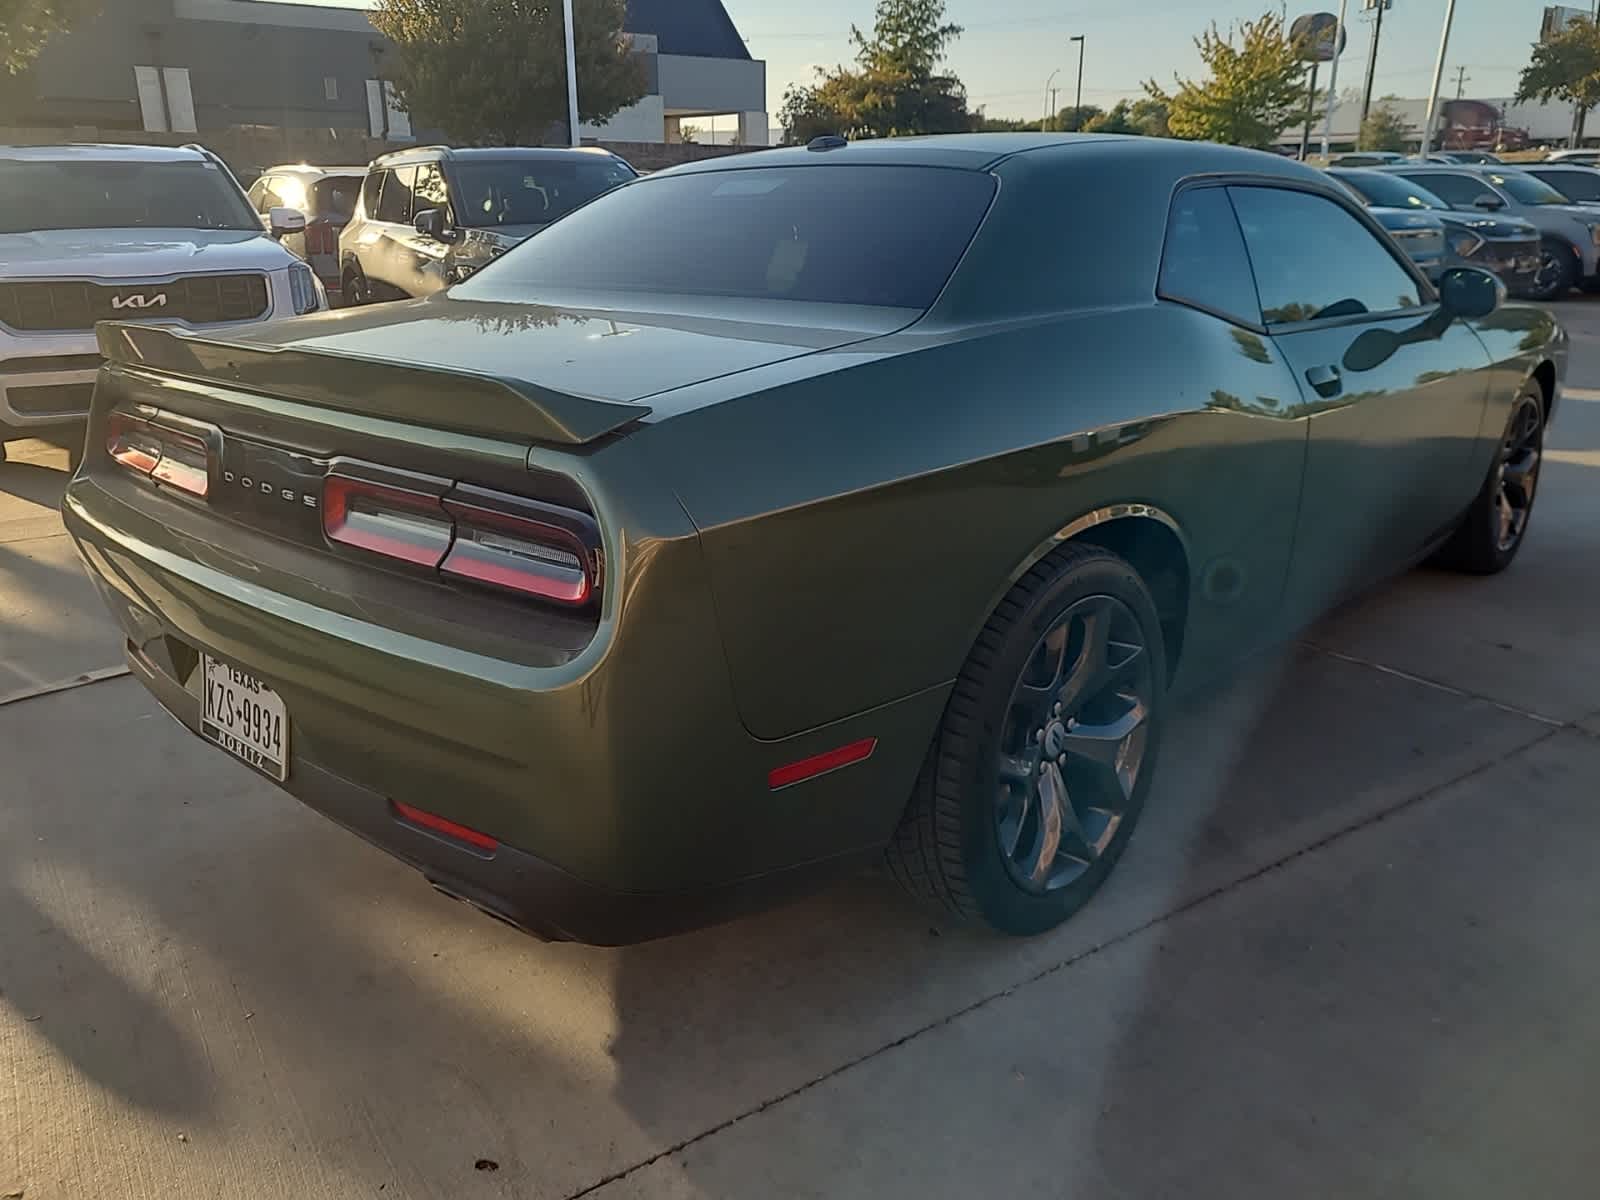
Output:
[1447, 230, 1485, 257]
[287, 262, 321, 314]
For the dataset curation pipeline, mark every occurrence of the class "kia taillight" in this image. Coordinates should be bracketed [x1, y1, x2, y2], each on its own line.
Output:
[321, 472, 601, 608]
[106, 409, 215, 498]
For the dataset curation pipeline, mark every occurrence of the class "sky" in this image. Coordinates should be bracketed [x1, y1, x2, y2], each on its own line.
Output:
[284, 0, 1558, 123]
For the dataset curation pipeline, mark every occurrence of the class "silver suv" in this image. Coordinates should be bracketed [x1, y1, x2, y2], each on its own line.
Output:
[1388, 163, 1600, 297]
[338, 145, 637, 304]
[0, 144, 325, 461]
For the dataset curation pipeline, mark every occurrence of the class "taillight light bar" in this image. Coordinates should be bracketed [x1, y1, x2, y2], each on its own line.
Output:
[106, 409, 215, 499]
[321, 471, 602, 608]
[323, 469, 454, 567]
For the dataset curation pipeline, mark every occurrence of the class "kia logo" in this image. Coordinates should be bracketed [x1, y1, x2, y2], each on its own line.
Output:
[110, 293, 168, 310]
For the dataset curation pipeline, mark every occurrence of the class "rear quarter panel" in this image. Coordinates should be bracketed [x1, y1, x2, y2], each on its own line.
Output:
[647, 303, 1311, 739]
[1468, 303, 1568, 468]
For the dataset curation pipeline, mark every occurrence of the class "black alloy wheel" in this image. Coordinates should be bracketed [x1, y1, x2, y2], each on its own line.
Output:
[1529, 240, 1577, 300]
[994, 595, 1154, 895]
[1435, 383, 1545, 574]
[886, 543, 1167, 935]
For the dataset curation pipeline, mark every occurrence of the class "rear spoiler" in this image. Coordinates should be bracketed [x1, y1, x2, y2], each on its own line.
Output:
[96, 322, 650, 446]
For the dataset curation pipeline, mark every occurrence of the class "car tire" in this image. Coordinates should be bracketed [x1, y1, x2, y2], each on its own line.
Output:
[343, 266, 371, 306]
[1529, 239, 1578, 300]
[886, 543, 1166, 936]
[1433, 381, 1545, 575]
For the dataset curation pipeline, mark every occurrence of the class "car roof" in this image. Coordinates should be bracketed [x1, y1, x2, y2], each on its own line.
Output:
[259, 163, 368, 177]
[0, 143, 214, 163]
[656, 133, 1326, 181]
[368, 145, 626, 167]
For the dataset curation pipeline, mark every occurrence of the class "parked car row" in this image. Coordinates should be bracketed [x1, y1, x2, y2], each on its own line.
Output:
[1324, 159, 1600, 301]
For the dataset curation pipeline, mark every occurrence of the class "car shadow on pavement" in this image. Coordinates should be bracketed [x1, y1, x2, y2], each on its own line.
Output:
[0, 459, 71, 509]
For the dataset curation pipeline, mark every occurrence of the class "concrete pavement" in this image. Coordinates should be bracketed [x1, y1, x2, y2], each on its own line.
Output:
[3, 303, 1599, 1199]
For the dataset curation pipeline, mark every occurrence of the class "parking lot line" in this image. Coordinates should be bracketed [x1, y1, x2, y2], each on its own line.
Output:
[0, 663, 129, 708]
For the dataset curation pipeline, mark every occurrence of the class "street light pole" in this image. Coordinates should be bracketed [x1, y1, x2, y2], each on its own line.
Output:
[1071, 35, 1085, 129]
[562, 0, 580, 147]
[1320, 0, 1349, 158]
[1420, 0, 1457, 157]
[1044, 68, 1060, 128]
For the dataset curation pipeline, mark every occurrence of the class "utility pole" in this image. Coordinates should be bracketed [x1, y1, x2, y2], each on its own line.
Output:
[1320, 0, 1349, 159]
[1360, 0, 1389, 125]
[1071, 35, 1085, 129]
[562, 0, 580, 146]
[1420, 0, 1457, 157]
[1453, 65, 1469, 99]
[1050, 89, 1059, 121]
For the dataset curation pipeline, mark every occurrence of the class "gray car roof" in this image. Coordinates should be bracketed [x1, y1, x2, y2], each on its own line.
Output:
[659, 133, 1327, 181]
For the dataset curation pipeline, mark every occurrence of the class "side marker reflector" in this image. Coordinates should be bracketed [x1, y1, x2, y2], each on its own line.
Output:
[392, 800, 499, 853]
[768, 737, 878, 791]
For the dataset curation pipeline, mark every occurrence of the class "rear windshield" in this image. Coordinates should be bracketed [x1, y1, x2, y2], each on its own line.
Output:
[456, 165, 997, 310]
[1488, 171, 1567, 206]
[1530, 169, 1600, 202]
[0, 160, 259, 233]
[310, 176, 363, 220]
[1335, 171, 1448, 211]
[451, 157, 637, 228]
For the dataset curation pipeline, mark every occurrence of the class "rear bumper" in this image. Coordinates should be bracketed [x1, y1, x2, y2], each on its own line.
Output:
[63, 472, 942, 942]
[122, 634, 866, 944]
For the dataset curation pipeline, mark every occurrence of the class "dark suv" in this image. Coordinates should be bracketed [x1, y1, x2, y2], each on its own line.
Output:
[339, 145, 637, 303]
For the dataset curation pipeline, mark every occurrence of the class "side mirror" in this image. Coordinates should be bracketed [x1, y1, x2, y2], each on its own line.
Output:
[268, 206, 306, 239]
[1437, 266, 1505, 320]
[1472, 196, 1505, 211]
[414, 208, 458, 243]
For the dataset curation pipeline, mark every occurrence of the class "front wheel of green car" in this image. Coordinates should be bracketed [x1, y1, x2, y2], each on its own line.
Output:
[887, 543, 1166, 936]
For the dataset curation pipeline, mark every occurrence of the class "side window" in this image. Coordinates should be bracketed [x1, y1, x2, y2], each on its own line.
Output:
[1228, 186, 1423, 325]
[1401, 171, 1495, 210]
[361, 169, 387, 218]
[375, 165, 417, 224]
[413, 161, 451, 222]
[1158, 186, 1260, 327]
[252, 176, 283, 213]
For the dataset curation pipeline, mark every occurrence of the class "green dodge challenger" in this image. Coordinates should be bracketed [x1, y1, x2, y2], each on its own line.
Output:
[64, 134, 1566, 944]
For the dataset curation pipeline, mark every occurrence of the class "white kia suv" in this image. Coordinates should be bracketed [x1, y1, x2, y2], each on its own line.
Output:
[0, 144, 326, 461]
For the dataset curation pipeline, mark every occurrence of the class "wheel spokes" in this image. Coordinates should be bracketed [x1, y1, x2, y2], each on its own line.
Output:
[1027, 761, 1067, 886]
[1061, 701, 1147, 803]
[1503, 448, 1539, 507]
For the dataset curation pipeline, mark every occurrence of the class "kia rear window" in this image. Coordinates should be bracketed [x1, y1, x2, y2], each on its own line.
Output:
[455, 165, 998, 310]
[0, 160, 259, 233]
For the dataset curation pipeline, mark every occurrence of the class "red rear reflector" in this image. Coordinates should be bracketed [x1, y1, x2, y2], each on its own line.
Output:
[392, 800, 499, 852]
[768, 737, 877, 790]
[323, 473, 453, 567]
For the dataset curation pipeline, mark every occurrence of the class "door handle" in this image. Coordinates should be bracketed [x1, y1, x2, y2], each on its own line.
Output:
[1305, 364, 1343, 398]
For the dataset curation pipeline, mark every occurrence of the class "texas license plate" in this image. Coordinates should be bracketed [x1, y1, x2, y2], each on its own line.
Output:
[201, 655, 289, 781]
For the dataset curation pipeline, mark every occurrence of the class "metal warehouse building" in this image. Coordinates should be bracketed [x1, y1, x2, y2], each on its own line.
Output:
[0, 0, 768, 148]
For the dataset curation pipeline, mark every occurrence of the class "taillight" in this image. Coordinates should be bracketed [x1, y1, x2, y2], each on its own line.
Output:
[321, 472, 600, 608]
[322, 468, 453, 567]
[106, 409, 214, 498]
[441, 487, 599, 606]
[306, 221, 337, 255]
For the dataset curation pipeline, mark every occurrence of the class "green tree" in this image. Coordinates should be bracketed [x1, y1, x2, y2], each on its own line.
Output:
[1516, 15, 1600, 146]
[1083, 100, 1143, 134]
[780, 0, 969, 143]
[369, 0, 645, 146]
[1359, 101, 1411, 152]
[1127, 96, 1170, 137]
[1144, 12, 1308, 148]
[1048, 103, 1102, 132]
[0, 0, 97, 76]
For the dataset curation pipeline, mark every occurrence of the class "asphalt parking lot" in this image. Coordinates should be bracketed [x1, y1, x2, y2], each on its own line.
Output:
[4, 303, 1600, 1200]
